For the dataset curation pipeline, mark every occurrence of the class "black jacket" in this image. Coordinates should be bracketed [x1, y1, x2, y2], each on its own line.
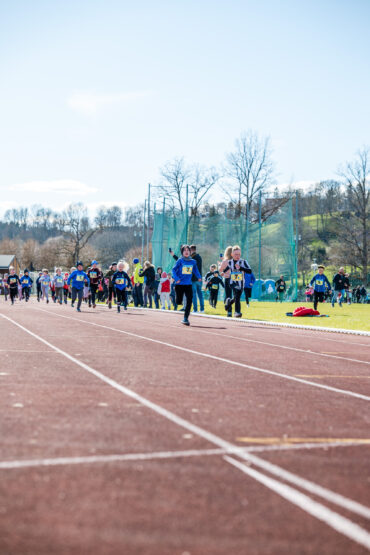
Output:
[332, 273, 345, 291]
[139, 266, 156, 288]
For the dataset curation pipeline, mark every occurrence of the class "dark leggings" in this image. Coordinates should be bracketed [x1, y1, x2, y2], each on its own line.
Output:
[23, 287, 30, 301]
[224, 277, 232, 301]
[244, 287, 252, 305]
[72, 287, 83, 309]
[175, 284, 193, 319]
[9, 288, 17, 302]
[116, 288, 127, 307]
[231, 286, 243, 313]
[209, 288, 219, 307]
[313, 291, 324, 310]
[90, 284, 98, 305]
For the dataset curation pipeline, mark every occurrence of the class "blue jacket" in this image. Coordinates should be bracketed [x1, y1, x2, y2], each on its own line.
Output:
[112, 270, 130, 290]
[172, 257, 202, 285]
[310, 273, 331, 293]
[244, 272, 256, 289]
[20, 275, 33, 288]
[67, 270, 90, 290]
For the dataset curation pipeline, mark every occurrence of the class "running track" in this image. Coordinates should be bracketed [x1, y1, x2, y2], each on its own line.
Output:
[0, 299, 369, 554]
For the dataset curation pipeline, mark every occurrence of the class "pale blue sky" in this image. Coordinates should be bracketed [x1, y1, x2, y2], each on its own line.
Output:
[0, 0, 369, 215]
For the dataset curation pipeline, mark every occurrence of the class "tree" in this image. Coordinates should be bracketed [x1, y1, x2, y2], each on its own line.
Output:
[95, 206, 123, 229]
[157, 158, 219, 215]
[224, 130, 276, 219]
[59, 203, 97, 265]
[336, 148, 369, 283]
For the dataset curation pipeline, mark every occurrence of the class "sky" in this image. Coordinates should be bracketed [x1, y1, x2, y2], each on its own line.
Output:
[0, 0, 369, 217]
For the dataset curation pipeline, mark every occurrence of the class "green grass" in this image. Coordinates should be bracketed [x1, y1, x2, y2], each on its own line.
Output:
[204, 301, 370, 332]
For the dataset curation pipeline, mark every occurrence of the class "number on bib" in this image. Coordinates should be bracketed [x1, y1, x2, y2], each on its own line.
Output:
[231, 272, 243, 282]
[76, 275, 84, 281]
[182, 265, 193, 275]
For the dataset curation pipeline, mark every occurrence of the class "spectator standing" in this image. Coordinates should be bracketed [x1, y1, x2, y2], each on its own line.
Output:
[190, 245, 204, 313]
[332, 267, 346, 307]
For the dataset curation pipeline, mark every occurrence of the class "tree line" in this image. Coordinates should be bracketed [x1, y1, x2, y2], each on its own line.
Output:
[0, 130, 368, 282]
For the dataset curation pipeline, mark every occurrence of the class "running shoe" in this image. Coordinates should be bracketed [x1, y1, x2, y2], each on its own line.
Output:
[181, 318, 190, 326]
[77, 307, 81, 312]
[234, 312, 242, 318]
[224, 297, 235, 311]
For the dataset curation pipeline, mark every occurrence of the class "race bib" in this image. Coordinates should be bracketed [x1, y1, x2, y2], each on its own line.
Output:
[9, 278, 16, 284]
[316, 279, 323, 286]
[90, 271, 97, 278]
[212, 284, 218, 289]
[55, 278, 63, 285]
[76, 275, 84, 281]
[231, 271, 243, 282]
[182, 265, 193, 275]
[116, 278, 125, 285]
[23, 279, 29, 285]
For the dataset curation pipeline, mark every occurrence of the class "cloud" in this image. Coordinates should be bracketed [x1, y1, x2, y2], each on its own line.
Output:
[8, 180, 98, 196]
[67, 91, 153, 115]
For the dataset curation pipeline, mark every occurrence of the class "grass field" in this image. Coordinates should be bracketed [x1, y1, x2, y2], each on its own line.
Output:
[203, 300, 370, 332]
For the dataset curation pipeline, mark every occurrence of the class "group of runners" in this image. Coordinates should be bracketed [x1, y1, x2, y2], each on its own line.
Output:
[0, 248, 366, 325]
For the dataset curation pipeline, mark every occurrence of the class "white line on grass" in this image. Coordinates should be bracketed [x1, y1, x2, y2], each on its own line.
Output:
[33, 308, 370, 402]
[2, 312, 370, 545]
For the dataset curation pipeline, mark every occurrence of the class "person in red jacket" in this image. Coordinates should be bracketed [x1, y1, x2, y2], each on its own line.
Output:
[158, 271, 171, 309]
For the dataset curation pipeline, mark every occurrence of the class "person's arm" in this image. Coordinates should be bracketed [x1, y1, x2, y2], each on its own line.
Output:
[309, 275, 315, 287]
[85, 273, 90, 286]
[324, 275, 332, 292]
[219, 277, 225, 288]
[192, 262, 202, 281]
[239, 260, 252, 274]
[172, 259, 181, 282]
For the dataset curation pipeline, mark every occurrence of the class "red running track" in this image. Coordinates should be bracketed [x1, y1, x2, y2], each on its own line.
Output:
[0, 299, 369, 554]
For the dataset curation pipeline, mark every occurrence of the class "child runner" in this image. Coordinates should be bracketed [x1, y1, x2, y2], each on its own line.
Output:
[219, 245, 252, 318]
[3, 273, 9, 301]
[18, 273, 23, 300]
[158, 271, 171, 309]
[310, 265, 332, 311]
[112, 261, 131, 312]
[63, 272, 69, 304]
[219, 246, 233, 317]
[20, 269, 33, 302]
[244, 271, 256, 308]
[205, 270, 224, 308]
[7, 267, 20, 305]
[40, 269, 51, 303]
[36, 272, 42, 301]
[67, 261, 90, 312]
[104, 263, 117, 309]
[172, 245, 202, 326]
[205, 264, 217, 284]
[53, 268, 65, 305]
[87, 260, 103, 308]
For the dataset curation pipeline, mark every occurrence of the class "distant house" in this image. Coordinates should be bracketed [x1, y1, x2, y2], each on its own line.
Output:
[0, 255, 20, 275]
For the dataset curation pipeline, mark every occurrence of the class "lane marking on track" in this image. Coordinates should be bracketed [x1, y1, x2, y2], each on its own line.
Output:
[140, 320, 370, 367]
[0, 448, 230, 469]
[236, 437, 370, 445]
[225, 456, 370, 551]
[1, 441, 366, 471]
[2, 312, 370, 537]
[32, 308, 370, 402]
[296, 375, 370, 379]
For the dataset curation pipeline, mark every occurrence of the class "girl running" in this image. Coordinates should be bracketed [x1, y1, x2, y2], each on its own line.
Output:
[172, 245, 202, 326]
[67, 261, 90, 312]
[219, 246, 233, 317]
[7, 267, 20, 305]
[53, 268, 65, 305]
[20, 269, 33, 302]
[40, 269, 51, 303]
[219, 245, 252, 318]
[112, 261, 131, 312]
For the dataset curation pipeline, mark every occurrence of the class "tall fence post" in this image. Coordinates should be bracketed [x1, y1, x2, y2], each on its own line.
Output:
[146, 183, 151, 261]
[258, 191, 262, 299]
[141, 199, 146, 264]
[185, 183, 189, 243]
[294, 190, 299, 301]
[160, 198, 165, 268]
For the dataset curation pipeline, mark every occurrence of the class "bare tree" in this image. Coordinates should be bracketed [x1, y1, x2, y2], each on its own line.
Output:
[59, 203, 97, 264]
[336, 147, 369, 283]
[189, 165, 219, 216]
[224, 130, 276, 218]
[157, 157, 190, 211]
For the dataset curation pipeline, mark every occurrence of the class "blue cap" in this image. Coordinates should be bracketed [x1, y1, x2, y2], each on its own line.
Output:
[91, 260, 98, 265]
[76, 261, 83, 267]
[133, 258, 139, 264]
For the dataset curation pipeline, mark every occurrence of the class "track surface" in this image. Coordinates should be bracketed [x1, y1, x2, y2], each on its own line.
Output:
[0, 299, 369, 554]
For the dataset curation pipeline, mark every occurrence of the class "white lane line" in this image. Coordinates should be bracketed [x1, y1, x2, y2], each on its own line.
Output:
[1, 441, 367, 471]
[110, 313, 370, 367]
[32, 308, 370, 402]
[225, 456, 370, 551]
[2, 313, 370, 531]
[0, 448, 229, 469]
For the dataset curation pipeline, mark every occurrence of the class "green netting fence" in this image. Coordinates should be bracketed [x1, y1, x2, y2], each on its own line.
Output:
[152, 200, 298, 301]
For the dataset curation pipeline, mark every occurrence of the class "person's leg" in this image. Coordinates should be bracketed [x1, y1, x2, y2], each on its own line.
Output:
[77, 288, 83, 310]
[138, 284, 143, 306]
[184, 285, 193, 321]
[234, 288, 242, 315]
[197, 282, 204, 311]
[192, 282, 198, 312]
[147, 287, 153, 308]
[71, 287, 77, 306]
[116, 289, 122, 312]
[313, 291, 320, 310]
[175, 284, 185, 307]
[213, 290, 218, 308]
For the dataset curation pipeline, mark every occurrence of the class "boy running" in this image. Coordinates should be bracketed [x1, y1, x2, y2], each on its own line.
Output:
[310, 265, 332, 311]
